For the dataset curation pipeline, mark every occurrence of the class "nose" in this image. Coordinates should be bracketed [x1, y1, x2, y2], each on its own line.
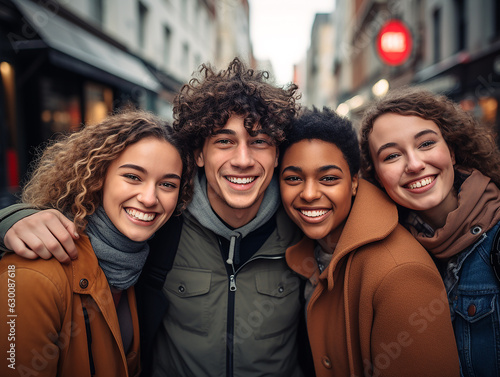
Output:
[405, 151, 425, 173]
[137, 184, 158, 207]
[231, 143, 255, 168]
[299, 180, 321, 202]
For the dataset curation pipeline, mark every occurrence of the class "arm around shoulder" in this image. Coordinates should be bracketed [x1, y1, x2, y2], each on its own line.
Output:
[1, 208, 78, 262]
[0, 204, 40, 252]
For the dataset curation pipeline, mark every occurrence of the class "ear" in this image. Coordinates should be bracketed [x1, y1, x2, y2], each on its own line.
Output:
[195, 149, 205, 168]
[351, 174, 359, 196]
[450, 148, 456, 165]
[274, 148, 279, 168]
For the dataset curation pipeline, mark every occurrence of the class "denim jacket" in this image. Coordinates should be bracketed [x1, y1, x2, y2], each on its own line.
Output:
[444, 221, 500, 377]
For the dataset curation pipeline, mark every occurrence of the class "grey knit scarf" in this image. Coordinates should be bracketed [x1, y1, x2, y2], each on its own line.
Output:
[86, 206, 150, 290]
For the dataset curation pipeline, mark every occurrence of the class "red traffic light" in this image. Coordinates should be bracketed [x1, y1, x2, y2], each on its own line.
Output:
[376, 20, 413, 66]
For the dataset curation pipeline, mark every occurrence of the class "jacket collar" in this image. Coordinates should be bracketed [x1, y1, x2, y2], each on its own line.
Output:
[71, 235, 103, 294]
[286, 180, 398, 290]
[71, 235, 121, 315]
[70, 235, 138, 360]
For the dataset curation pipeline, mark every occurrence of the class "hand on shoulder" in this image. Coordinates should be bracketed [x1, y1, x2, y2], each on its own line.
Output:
[4, 209, 79, 263]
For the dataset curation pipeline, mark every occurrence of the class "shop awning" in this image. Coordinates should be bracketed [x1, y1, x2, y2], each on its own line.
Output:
[12, 0, 161, 92]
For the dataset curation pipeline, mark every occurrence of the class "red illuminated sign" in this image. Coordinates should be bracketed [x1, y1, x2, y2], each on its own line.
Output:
[376, 20, 413, 66]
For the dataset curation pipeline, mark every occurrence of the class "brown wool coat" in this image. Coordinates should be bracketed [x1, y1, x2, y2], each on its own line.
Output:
[0, 235, 140, 377]
[286, 180, 460, 377]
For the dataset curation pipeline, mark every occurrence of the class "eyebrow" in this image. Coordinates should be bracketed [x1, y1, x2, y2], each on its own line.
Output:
[118, 164, 181, 180]
[211, 128, 270, 137]
[212, 129, 236, 136]
[281, 164, 343, 175]
[376, 129, 438, 156]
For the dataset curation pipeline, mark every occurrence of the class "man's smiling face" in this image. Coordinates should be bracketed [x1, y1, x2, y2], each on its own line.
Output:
[195, 115, 278, 227]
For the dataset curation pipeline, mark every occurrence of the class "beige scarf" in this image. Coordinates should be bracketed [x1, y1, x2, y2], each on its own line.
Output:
[409, 169, 500, 259]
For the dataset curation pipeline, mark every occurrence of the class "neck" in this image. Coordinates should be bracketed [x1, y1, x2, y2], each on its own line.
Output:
[210, 196, 264, 229]
[318, 222, 345, 254]
[418, 190, 459, 230]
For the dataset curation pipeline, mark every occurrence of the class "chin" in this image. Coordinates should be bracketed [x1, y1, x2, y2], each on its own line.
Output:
[301, 228, 328, 241]
[124, 231, 154, 242]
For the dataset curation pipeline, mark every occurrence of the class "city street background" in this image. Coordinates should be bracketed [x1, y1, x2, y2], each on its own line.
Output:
[0, 0, 499, 207]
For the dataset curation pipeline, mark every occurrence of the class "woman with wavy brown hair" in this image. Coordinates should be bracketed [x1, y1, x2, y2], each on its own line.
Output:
[359, 87, 500, 377]
[0, 109, 192, 377]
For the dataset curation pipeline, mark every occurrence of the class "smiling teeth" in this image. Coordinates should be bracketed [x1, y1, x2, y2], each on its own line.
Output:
[301, 209, 329, 218]
[227, 177, 256, 184]
[408, 177, 433, 189]
[126, 209, 155, 222]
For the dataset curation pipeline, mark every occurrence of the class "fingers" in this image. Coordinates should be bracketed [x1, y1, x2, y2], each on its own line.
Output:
[3, 234, 40, 259]
[54, 210, 80, 260]
[4, 209, 79, 263]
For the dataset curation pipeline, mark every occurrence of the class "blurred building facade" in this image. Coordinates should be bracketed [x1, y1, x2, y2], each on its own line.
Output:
[215, 0, 253, 68]
[304, 12, 335, 108]
[328, 0, 500, 133]
[0, 0, 252, 205]
[299, 0, 500, 138]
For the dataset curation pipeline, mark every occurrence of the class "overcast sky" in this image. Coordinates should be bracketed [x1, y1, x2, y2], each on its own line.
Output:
[248, 0, 335, 85]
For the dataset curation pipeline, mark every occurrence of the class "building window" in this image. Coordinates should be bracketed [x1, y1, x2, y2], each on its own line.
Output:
[181, 0, 188, 22]
[182, 43, 189, 74]
[163, 26, 171, 68]
[138, 1, 148, 48]
[90, 0, 104, 25]
[194, 53, 201, 69]
[455, 0, 466, 52]
[433, 8, 441, 63]
[195, 0, 203, 33]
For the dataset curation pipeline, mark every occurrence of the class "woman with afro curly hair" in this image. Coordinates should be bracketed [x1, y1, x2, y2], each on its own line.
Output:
[360, 87, 500, 377]
[0, 109, 192, 377]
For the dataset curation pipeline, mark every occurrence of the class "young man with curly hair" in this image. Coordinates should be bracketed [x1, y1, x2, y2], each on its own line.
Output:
[0, 58, 309, 377]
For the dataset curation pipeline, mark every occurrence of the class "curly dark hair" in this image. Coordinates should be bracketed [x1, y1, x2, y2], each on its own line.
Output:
[172, 57, 300, 149]
[359, 87, 500, 187]
[22, 109, 194, 231]
[280, 107, 360, 177]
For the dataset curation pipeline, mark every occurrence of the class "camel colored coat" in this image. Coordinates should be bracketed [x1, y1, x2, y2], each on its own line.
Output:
[0, 235, 140, 377]
[286, 180, 460, 377]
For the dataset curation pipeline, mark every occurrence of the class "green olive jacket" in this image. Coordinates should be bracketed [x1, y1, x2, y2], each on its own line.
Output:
[150, 208, 306, 377]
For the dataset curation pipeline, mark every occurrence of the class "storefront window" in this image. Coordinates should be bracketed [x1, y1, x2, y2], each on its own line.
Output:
[84, 82, 113, 125]
[478, 96, 498, 128]
[0, 61, 18, 191]
[460, 95, 498, 140]
[40, 77, 82, 137]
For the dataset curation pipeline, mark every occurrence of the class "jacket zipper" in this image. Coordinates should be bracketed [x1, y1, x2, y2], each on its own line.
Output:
[82, 303, 96, 376]
[219, 235, 285, 377]
[228, 254, 285, 291]
[229, 275, 236, 291]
